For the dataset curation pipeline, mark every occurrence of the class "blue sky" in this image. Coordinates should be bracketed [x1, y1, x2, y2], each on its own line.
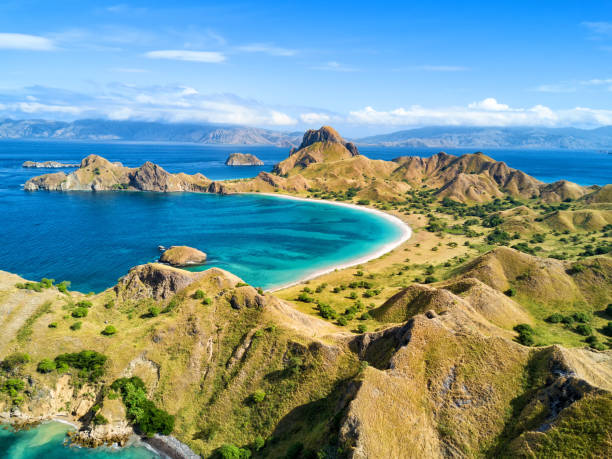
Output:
[1, 0, 611, 135]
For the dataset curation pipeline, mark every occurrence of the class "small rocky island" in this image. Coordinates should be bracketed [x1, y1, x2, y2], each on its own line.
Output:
[159, 246, 207, 267]
[225, 153, 264, 166]
[22, 160, 79, 168]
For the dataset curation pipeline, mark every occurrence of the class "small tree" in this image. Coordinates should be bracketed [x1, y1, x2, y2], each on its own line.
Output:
[251, 390, 266, 403]
[101, 325, 117, 336]
[72, 307, 88, 318]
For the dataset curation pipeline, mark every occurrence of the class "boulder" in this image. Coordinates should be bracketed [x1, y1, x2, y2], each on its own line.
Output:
[159, 246, 207, 267]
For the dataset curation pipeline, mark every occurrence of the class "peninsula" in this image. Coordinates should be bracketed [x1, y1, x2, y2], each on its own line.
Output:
[4, 126, 612, 458]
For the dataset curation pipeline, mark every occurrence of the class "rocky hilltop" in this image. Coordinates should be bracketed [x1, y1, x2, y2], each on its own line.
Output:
[22, 160, 79, 168]
[225, 153, 264, 166]
[24, 154, 212, 192]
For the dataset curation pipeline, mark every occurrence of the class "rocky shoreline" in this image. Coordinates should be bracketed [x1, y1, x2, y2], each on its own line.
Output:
[1, 414, 199, 459]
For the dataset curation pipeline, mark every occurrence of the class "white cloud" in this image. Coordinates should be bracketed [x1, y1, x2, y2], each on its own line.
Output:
[0, 84, 297, 127]
[0, 33, 55, 51]
[468, 97, 510, 111]
[237, 43, 296, 56]
[16, 101, 85, 115]
[144, 50, 226, 63]
[416, 65, 468, 72]
[348, 98, 612, 128]
[300, 112, 331, 124]
[312, 61, 357, 72]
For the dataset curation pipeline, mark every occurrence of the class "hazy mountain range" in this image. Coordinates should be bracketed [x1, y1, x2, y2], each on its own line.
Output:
[0, 119, 302, 147]
[1, 119, 612, 150]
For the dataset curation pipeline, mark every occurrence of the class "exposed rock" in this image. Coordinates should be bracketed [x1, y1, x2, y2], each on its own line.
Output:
[22, 160, 79, 168]
[159, 246, 207, 267]
[115, 263, 205, 300]
[24, 154, 211, 192]
[225, 152, 264, 166]
[273, 126, 360, 175]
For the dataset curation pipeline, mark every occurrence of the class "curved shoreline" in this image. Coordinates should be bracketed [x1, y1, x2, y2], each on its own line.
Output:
[248, 193, 412, 292]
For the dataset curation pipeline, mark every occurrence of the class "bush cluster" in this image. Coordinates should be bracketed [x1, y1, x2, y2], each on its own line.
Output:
[111, 377, 174, 436]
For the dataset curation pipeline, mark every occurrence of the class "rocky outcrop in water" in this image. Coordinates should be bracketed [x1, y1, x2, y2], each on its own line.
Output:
[159, 246, 207, 267]
[225, 153, 264, 166]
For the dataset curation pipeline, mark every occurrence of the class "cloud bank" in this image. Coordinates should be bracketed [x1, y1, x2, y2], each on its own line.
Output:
[1, 87, 611, 130]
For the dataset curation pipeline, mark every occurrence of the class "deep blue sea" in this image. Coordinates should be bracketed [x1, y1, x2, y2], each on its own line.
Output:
[0, 140, 610, 457]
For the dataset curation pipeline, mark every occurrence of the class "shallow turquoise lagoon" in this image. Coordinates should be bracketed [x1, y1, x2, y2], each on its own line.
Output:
[0, 422, 158, 458]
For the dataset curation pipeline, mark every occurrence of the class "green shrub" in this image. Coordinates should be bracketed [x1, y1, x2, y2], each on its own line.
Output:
[110, 377, 174, 436]
[251, 390, 266, 403]
[148, 306, 161, 317]
[70, 321, 82, 331]
[337, 317, 348, 326]
[602, 322, 612, 337]
[572, 312, 590, 323]
[317, 302, 337, 320]
[193, 289, 205, 299]
[567, 263, 586, 275]
[202, 296, 212, 305]
[37, 358, 56, 373]
[253, 435, 265, 451]
[297, 292, 314, 303]
[54, 350, 107, 381]
[514, 323, 535, 346]
[1, 378, 25, 395]
[1, 353, 31, 371]
[101, 325, 117, 336]
[215, 444, 251, 459]
[56, 281, 71, 293]
[72, 307, 88, 318]
[357, 324, 367, 333]
[575, 324, 592, 336]
[76, 300, 92, 308]
[48, 322, 58, 328]
[104, 300, 114, 309]
[504, 288, 516, 297]
[93, 413, 109, 425]
[547, 313, 564, 324]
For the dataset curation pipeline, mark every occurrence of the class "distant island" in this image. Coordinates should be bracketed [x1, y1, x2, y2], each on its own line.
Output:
[22, 160, 79, 168]
[3, 118, 612, 149]
[225, 153, 264, 166]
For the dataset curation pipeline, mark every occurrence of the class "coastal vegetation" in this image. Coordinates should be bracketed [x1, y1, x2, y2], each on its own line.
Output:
[1, 126, 611, 457]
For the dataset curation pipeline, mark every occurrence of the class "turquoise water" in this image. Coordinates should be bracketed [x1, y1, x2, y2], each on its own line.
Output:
[0, 422, 158, 458]
[0, 141, 404, 293]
